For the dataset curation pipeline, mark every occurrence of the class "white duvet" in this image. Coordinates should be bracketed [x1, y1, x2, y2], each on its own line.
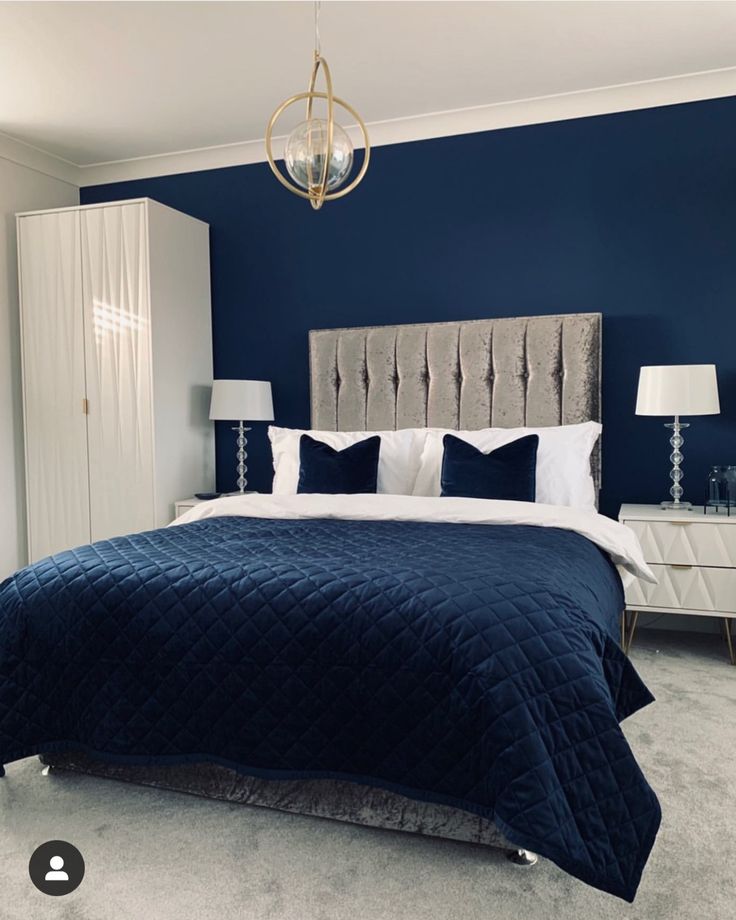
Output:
[173, 493, 655, 584]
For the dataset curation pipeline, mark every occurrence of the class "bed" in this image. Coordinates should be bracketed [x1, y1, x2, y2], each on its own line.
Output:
[0, 312, 661, 901]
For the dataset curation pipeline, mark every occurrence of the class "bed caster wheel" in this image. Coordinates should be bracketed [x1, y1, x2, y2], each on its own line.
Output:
[507, 848, 538, 866]
[41, 765, 53, 776]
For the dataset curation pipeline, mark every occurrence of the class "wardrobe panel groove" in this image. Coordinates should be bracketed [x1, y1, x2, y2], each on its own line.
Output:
[18, 211, 90, 561]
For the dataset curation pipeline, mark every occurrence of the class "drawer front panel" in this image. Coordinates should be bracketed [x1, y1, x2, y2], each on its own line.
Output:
[625, 519, 736, 567]
[625, 564, 736, 613]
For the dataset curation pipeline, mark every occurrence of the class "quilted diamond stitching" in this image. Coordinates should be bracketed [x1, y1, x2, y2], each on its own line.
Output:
[0, 516, 659, 901]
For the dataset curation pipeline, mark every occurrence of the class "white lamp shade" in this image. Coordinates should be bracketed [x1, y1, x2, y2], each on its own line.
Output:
[635, 365, 720, 416]
[209, 379, 274, 422]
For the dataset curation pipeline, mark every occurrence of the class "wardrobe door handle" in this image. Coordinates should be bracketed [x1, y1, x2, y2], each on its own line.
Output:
[82, 398, 89, 415]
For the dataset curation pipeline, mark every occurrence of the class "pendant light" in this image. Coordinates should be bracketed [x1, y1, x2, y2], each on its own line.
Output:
[265, 2, 370, 210]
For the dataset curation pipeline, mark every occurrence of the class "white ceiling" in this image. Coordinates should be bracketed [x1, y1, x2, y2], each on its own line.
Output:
[2, 1, 736, 180]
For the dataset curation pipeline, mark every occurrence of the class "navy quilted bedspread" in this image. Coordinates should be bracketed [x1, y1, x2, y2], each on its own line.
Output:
[0, 516, 660, 900]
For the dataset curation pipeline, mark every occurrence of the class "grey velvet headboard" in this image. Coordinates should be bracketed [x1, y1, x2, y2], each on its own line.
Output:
[309, 312, 602, 488]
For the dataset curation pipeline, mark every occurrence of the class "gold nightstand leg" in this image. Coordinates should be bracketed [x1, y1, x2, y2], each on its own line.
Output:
[628, 610, 639, 654]
[621, 610, 639, 655]
[722, 618, 735, 666]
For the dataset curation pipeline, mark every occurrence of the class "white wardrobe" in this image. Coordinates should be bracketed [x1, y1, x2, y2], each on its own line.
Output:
[17, 198, 215, 563]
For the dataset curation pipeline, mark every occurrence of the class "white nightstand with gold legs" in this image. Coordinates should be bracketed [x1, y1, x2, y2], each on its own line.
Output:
[619, 503, 736, 665]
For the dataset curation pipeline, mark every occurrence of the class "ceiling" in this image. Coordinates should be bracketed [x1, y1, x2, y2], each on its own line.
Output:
[2, 1, 736, 177]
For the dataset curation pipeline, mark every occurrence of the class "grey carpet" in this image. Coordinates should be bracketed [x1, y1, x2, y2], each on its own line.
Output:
[1, 630, 735, 920]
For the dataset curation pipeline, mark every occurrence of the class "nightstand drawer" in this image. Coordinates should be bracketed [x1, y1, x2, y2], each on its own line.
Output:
[625, 563, 736, 613]
[625, 519, 736, 567]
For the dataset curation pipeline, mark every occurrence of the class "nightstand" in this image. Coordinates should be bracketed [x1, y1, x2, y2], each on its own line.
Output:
[619, 503, 736, 664]
[173, 497, 204, 519]
[173, 492, 258, 521]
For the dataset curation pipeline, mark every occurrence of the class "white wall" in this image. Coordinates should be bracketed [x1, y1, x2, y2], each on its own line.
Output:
[0, 158, 78, 578]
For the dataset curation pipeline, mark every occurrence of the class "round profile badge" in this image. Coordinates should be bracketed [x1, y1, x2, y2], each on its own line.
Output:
[28, 840, 85, 896]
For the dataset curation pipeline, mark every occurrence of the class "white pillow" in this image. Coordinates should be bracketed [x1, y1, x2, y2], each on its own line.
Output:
[412, 421, 601, 511]
[269, 426, 428, 495]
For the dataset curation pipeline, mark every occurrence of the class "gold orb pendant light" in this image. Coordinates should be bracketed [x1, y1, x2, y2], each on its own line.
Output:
[265, 2, 370, 210]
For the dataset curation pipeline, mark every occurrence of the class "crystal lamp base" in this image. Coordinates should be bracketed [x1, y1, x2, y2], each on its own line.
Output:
[660, 417, 691, 510]
[231, 422, 252, 494]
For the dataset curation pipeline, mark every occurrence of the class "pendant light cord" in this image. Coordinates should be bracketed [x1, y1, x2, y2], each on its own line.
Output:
[314, 0, 322, 59]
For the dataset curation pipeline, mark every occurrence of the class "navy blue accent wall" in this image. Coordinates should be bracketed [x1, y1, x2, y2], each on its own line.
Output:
[81, 97, 736, 517]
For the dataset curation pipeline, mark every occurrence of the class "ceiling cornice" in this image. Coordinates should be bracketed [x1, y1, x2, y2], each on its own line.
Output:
[3, 66, 736, 189]
[0, 131, 79, 187]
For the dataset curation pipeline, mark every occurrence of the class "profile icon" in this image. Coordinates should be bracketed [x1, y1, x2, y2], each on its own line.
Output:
[44, 855, 69, 882]
[29, 840, 84, 896]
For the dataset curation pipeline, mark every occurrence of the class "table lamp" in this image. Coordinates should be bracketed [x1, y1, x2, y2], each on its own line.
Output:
[635, 364, 720, 510]
[209, 380, 274, 493]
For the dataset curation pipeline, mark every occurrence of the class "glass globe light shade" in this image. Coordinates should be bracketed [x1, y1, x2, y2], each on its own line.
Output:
[284, 119, 354, 194]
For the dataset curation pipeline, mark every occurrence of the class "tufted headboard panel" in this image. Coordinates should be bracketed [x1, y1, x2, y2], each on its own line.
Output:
[309, 312, 602, 488]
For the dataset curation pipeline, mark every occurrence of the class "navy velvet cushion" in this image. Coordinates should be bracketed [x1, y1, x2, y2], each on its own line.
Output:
[440, 433, 539, 501]
[297, 434, 381, 494]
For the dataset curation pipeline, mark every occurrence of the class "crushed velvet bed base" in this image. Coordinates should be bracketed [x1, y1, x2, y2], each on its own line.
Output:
[39, 753, 517, 853]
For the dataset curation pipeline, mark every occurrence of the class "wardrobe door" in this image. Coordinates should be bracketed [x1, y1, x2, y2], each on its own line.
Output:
[18, 211, 91, 561]
[80, 203, 155, 541]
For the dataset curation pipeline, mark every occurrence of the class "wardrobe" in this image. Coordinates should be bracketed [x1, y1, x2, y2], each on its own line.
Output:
[17, 198, 215, 563]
